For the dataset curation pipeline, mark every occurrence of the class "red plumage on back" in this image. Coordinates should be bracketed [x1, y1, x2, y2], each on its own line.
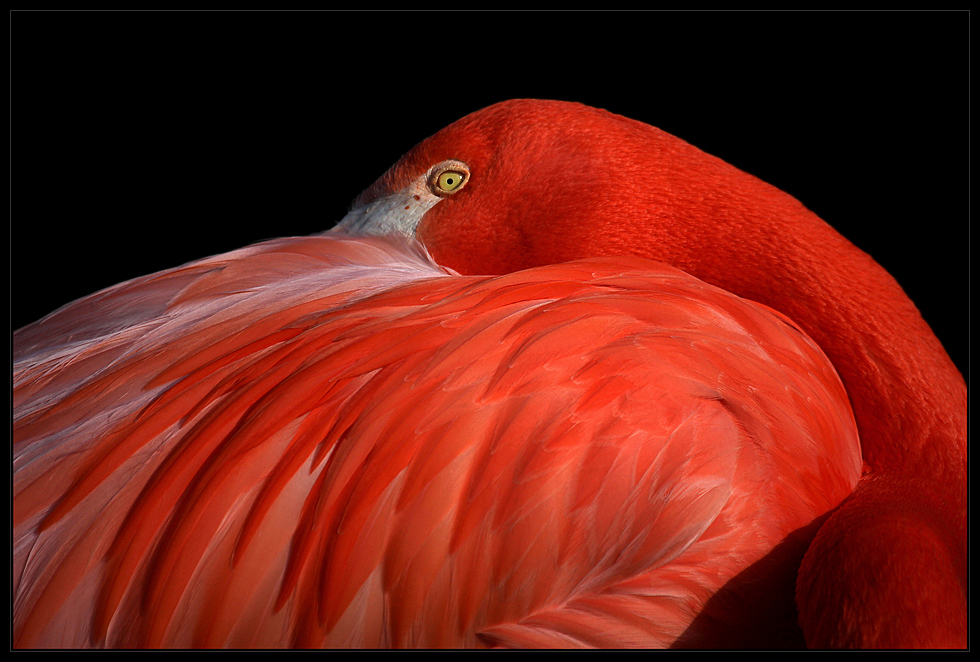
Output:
[13, 100, 966, 648]
[13, 236, 859, 647]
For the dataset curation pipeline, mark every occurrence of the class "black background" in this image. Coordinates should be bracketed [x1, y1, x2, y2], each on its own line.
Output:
[11, 11, 968, 380]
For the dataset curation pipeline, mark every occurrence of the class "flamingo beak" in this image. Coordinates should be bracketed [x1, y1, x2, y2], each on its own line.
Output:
[335, 173, 440, 238]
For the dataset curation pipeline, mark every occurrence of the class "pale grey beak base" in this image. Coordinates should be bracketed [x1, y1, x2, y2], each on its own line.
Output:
[336, 174, 441, 238]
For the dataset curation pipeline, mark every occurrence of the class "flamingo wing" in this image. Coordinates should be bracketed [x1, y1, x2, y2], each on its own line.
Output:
[14, 234, 860, 648]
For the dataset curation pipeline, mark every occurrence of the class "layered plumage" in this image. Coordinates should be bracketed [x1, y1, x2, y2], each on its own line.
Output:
[13, 235, 860, 647]
[13, 100, 966, 648]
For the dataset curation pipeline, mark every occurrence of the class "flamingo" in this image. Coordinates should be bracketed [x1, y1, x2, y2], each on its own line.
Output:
[12, 100, 966, 648]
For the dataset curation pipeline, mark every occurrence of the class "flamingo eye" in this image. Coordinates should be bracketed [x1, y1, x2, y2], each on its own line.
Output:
[427, 160, 470, 196]
[438, 171, 464, 191]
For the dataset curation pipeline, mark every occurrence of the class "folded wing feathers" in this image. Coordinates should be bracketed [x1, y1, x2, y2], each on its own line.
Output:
[13, 235, 860, 647]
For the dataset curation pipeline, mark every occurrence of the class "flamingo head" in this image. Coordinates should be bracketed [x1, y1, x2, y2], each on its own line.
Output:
[337, 99, 809, 282]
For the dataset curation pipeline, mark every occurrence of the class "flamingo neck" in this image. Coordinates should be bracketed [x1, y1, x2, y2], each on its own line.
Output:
[427, 143, 967, 481]
[671, 213, 966, 478]
[568, 190, 965, 508]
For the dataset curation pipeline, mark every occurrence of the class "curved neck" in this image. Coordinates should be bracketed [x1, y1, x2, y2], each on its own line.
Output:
[680, 214, 966, 477]
[437, 148, 968, 552]
[665, 209, 967, 547]
[474, 141, 968, 483]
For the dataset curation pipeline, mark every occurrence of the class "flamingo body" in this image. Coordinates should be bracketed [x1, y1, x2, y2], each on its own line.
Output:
[14, 234, 860, 647]
[13, 100, 965, 648]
